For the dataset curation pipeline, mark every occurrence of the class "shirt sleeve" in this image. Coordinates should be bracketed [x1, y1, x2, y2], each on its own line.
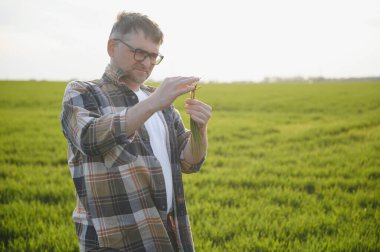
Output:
[60, 81, 133, 156]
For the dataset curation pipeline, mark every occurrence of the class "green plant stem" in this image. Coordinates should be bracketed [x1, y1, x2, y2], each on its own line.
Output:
[190, 84, 203, 157]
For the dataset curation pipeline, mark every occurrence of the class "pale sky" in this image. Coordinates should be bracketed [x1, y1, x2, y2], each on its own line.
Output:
[1, 0, 380, 82]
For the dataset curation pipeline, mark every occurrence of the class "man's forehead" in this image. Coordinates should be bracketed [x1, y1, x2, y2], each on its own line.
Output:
[122, 29, 151, 41]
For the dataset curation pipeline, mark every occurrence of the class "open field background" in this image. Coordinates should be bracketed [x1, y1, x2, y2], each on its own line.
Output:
[0, 80, 379, 251]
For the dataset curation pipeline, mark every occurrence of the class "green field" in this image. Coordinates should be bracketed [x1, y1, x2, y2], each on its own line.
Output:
[1, 80, 379, 251]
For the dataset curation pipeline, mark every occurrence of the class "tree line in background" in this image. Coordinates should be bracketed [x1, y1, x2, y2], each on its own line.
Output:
[261, 76, 380, 83]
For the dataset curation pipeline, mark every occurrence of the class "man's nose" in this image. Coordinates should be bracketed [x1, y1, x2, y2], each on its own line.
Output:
[141, 55, 152, 67]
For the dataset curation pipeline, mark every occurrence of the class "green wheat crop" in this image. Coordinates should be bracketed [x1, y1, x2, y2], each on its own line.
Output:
[0, 80, 379, 251]
[190, 83, 203, 157]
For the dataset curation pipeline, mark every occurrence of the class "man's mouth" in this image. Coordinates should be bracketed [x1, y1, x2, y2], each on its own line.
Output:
[135, 68, 148, 74]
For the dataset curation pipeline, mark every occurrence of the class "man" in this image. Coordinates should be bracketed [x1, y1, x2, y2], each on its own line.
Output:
[60, 11, 211, 252]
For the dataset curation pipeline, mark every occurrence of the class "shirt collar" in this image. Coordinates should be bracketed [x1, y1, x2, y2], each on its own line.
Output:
[103, 64, 127, 87]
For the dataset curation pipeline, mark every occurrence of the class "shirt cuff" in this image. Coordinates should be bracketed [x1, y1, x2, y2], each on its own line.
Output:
[115, 108, 135, 144]
[180, 150, 205, 173]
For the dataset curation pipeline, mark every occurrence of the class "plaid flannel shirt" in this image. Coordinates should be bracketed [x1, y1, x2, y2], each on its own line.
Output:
[60, 65, 204, 251]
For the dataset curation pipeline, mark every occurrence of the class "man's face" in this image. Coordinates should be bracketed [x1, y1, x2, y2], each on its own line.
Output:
[110, 30, 161, 87]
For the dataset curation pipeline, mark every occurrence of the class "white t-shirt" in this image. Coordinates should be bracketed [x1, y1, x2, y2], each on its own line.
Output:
[134, 89, 173, 213]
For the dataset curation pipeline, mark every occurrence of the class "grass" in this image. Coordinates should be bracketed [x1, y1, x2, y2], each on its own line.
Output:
[0, 80, 379, 251]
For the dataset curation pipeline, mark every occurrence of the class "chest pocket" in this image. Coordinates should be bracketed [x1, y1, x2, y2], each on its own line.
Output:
[103, 144, 138, 169]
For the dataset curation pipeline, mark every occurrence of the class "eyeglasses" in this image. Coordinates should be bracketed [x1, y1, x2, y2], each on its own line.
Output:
[114, 39, 164, 65]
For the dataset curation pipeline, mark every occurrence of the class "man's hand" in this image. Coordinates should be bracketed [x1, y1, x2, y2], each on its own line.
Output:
[185, 98, 212, 131]
[150, 76, 199, 110]
[182, 97, 212, 165]
[125, 76, 199, 138]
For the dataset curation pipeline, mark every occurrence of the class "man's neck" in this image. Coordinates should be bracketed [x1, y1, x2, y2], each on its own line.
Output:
[107, 63, 142, 91]
[120, 77, 141, 92]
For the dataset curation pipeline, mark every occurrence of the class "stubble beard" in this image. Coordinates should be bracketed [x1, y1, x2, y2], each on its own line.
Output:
[122, 67, 151, 90]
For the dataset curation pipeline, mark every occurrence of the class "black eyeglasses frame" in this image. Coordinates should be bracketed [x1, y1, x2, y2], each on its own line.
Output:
[114, 38, 164, 65]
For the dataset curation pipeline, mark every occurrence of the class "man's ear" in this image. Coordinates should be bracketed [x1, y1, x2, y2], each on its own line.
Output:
[107, 39, 116, 57]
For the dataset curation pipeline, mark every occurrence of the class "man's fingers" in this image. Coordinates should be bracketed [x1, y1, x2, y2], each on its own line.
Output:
[154, 76, 199, 108]
[174, 77, 199, 90]
[187, 108, 211, 122]
[175, 85, 195, 96]
[185, 101, 212, 126]
[186, 104, 210, 116]
[189, 113, 209, 126]
[185, 99, 212, 113]
[180, 76, 200, 84]
[169, 75, 197, 84]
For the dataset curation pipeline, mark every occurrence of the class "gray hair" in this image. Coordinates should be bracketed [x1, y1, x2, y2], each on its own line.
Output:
[109, 11, 164, 44]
